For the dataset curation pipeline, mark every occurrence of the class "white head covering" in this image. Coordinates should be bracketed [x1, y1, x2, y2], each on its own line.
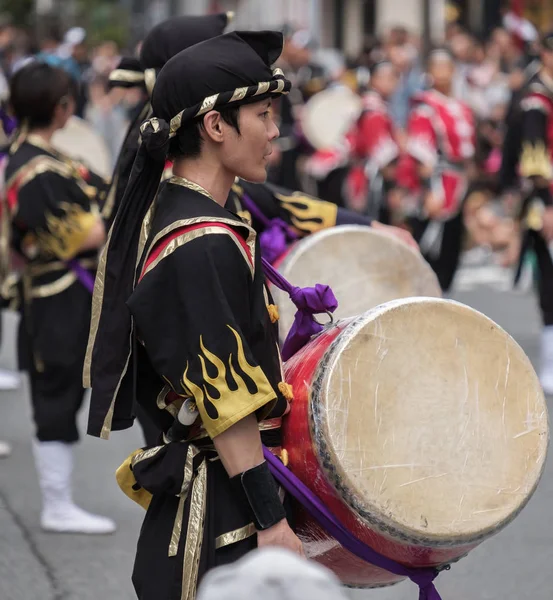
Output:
[58, 27, 86, 59]
[197, 549, 348, 600]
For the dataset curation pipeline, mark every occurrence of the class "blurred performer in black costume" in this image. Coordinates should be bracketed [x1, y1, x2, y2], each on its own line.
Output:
[4, 62, 115, 533]
[267, 26, 321, 190]
[227, 178, 417, 264]
[102, 12, 234, 229]
[85, 31, 304, 599]
[105, 13, 233, 446]
[509, 32, 553, 395]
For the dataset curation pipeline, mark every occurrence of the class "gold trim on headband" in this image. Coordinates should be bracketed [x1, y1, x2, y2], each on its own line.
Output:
[254, 81, 271, 96]
[109, 69, 145, 84]
[144, 68, 157, 97]
[156, 74, 290, 140]
[230, 87, 248, 103]
[196, 94, 220, 117]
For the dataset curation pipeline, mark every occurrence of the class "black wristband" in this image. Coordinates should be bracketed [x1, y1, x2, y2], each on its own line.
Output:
[230, 461, 286, 531]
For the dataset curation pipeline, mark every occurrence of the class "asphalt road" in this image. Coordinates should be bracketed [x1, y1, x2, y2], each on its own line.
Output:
[0, 262, 549, 600]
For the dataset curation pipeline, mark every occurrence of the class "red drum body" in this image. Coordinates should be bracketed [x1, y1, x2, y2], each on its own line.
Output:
[282, 298, 548, 588]
[271, 226, 442, 344]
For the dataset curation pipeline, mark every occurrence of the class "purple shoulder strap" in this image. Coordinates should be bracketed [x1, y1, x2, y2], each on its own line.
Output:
[240, 191, 299, 264]
[263, 447, 443, 599]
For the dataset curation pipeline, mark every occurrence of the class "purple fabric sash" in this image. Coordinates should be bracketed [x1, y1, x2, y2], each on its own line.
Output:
[261, 257, 337, 361]
[240, 192, 299, 263]
[0, 108, 17, 137]
[263, 447, 443, 599]
[67, 259, 95, 293]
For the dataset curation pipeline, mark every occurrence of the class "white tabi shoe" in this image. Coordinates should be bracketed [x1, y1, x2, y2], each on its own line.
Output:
[40, 503, 116, 535]
[32, 440, 116, 535]
[0, 440, 11, 458]
[540, 326, 553, 396]
[0, 369, 20, 391]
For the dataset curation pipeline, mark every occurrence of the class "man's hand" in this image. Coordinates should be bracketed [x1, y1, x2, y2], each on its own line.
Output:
[257, 518, 305, 557]
[542, 206, 553, 242]
[371, 221, 419, 251]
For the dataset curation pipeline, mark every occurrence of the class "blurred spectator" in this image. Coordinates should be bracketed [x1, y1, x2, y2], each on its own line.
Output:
[85, 73, 128, 169]
[491, 27, 523, 73]
[91, 41, 121, 77]
[387, 41, 424, 130]
[196, 549, 348, 600]
[59, 27, 91, 117]
[7, 29, 35, 75]
[36, 26, 81, 82]
[450, 29, 475, 102]
[0, 16, 16, 72]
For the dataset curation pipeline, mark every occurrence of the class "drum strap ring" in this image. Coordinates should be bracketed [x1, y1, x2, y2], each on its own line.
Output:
[312, 310, 334, 327]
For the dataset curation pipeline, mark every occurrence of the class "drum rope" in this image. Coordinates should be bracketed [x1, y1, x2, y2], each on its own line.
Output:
[263, 446, 444, 600]
[240, 192, 299, 263]
[261, 257, 337, 360]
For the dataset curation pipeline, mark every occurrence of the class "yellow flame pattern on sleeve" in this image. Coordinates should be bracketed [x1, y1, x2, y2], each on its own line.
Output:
[520, 142, 553, 181]
[181, 325, 277, 438]
[275, 192, 338, 235]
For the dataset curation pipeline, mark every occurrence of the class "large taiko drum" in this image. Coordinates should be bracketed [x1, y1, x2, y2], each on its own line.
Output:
[282, 298, 548, 587]
[271, 226, 442, 343]
[301, 85, 362, 150]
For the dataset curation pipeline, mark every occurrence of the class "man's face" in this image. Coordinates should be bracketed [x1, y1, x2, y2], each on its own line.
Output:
[450, 33, 472, 63]
[371, 65, 399, 99]
[429, 56, 455, 89]
[221, 100, 280, 183]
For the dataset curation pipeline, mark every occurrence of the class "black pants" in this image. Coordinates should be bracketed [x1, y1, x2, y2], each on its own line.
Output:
[411, 212, 464, 293]
[533, 232, 553, 326]
[18, 280, 92, 443]
[27, 360, 86, 443]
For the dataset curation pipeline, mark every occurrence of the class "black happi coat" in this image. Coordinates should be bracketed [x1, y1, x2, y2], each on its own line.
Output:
[4, 136, 106, 371]
[122, 178, 291, 599]
[127, 177, 288, 436]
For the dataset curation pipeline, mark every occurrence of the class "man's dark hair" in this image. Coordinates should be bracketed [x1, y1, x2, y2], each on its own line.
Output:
[169, 105, 241, 160]
[41, 24, 62, 46]
[9, 61, 77, 129]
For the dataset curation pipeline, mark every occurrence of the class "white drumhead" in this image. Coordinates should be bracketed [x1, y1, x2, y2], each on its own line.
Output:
[301, 86, 362, 150]
[52, 116, 111, 178]
[273, 226, 441, 341]
[313, 298, 548, 545]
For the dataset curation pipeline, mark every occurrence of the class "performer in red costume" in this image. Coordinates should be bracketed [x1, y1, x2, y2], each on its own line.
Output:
[403, 49, 476, 291]
[305, 61, 401, 223]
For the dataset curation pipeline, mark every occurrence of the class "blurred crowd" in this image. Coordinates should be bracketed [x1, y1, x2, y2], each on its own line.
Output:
[0, 18, 141, 167]
[268, 18, 542, 259]
[0, 13, 542, 234]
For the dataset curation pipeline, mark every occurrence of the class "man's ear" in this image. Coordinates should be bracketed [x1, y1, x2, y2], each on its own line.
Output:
[202, 111, 224, 143]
